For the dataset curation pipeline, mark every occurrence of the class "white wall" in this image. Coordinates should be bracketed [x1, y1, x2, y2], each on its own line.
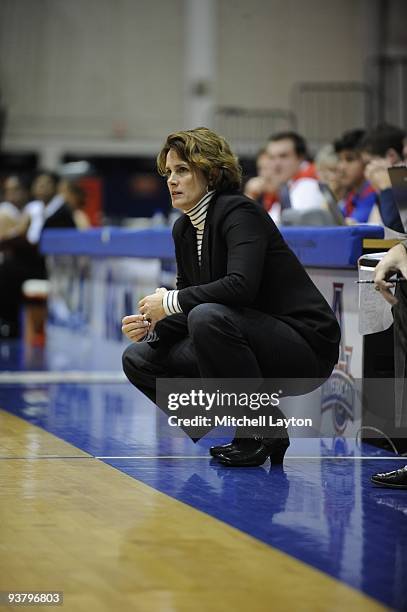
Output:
[0, 0, 185, 164]
[217, 0, 369, 110]
[0, 0, 379, 165]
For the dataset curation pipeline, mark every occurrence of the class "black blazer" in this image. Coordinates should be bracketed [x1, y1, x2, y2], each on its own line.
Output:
[43, 203, 76, 232]
[154, 192, 340, 364]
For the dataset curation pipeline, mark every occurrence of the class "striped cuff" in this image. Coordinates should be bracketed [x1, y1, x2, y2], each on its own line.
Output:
[139, 330, 159, 343]
[163, 290, 183, 315]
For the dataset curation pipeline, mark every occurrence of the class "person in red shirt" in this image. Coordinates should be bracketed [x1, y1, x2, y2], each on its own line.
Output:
[266, 132, 326, 223]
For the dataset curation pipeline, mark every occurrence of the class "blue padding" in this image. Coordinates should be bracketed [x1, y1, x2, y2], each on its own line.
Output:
[280, 225, 384, 268]
[41, 225, 384, 268]
[41, 227, 175, 259]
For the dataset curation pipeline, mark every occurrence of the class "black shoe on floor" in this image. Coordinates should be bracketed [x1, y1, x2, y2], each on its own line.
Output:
[371, 465, 407, 489]
[217, 436, 290, 467]
[209, 437, 259, 458]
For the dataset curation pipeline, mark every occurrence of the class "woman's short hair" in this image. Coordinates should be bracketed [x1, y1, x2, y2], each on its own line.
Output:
[157, 127, 242, 193]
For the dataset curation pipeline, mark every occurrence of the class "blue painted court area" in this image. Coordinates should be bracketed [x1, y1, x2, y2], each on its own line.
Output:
[0, 369, 406, 610]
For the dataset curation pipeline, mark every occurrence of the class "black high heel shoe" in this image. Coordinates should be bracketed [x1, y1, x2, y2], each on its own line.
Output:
[209, 437, 259, 457]
[217, 437, 290, 467]
[209, 440, 239, 457]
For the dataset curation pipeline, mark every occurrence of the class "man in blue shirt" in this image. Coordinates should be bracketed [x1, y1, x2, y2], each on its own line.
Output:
[334, 129, 378, 223]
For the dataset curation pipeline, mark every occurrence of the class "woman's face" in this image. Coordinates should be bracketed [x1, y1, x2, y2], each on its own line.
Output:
[165, 148, 208, 212]
[4, 176, 29, 208]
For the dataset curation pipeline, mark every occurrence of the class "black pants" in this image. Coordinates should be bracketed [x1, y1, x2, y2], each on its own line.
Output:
[123, 303, 335, 406]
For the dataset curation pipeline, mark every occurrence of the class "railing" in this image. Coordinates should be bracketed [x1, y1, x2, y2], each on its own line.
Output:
[213, 106, 297, 154]
[0, 91, 6, 149]
[366, 55, 407, 127]
[292, 82, 373, 147]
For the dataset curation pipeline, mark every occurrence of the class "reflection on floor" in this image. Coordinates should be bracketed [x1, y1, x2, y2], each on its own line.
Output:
[0, 340, 406, 610]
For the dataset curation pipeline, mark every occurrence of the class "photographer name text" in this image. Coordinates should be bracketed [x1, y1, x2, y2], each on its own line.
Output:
[167, 415, 313, 428]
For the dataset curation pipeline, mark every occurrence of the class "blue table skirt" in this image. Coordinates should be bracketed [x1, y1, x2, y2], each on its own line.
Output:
[41, 225, 384, 269]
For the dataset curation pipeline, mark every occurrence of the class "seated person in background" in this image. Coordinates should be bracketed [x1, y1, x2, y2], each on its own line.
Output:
[0, 174, 42, 336]
[0, 175, 35, 241]
[0, 171, 75, 338]
[244, 148, 279, 215]
[266, 131, 325, 224]
[28, 171, 76, 245]
[334, 129, 378, 224]
[0, 185, 22, 237]
[315, 144, 346, 203]
[59, 179, 91, 229]
[361, 123, 406, 233]
[0, 174, 45, 245]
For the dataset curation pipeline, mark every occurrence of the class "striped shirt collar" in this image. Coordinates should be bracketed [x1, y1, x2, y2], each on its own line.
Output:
[185, 190, 215, 230]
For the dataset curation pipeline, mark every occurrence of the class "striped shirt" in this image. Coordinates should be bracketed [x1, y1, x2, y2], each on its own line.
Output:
[141, 190, 215, 342]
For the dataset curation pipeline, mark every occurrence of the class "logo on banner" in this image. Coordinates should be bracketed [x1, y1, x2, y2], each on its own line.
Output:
[104, 268, 134, 341]
[321, 282, 356, 434]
